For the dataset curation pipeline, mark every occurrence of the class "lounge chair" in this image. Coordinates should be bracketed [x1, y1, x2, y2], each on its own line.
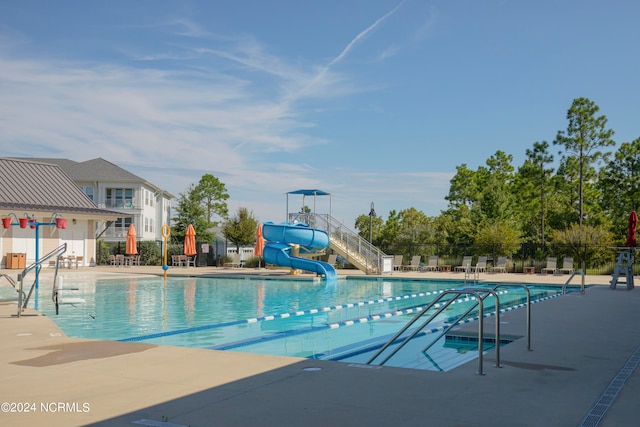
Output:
[473, 256, 487, 273]
[403, 255, 421, 271]
[491, 256, 508, 273]
[541, 257, 557, 275]
[393, 255, 403, 271]
[421, 256, 439, 272]
[454, 256, 473, 272]
[558, 257, 574, 274]
[224, 253, 242, 268]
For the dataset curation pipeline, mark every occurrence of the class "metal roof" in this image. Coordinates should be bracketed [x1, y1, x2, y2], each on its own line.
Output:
[0, 158, 123, 218]
[11, 157, 175, 198]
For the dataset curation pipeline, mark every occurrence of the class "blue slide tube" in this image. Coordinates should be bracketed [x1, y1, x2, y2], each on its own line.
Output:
[261, 222, 336, 279]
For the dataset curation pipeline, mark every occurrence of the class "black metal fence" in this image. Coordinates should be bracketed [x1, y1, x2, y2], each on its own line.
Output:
[387, 242, 633, 275]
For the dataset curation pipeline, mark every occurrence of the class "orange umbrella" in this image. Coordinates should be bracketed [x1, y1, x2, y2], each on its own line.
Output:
[125, 224, 138, 255]
[254, 223, 265, 257]
[184, 224, 197, 256]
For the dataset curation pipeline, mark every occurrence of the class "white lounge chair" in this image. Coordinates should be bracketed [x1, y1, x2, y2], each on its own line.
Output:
[473, 256, 487, 273]
[454, 256, 473, 272]
[491, 256, 508, 273]
[542, 257, 557, 275]
[393, 255, 403, 271]
[421, 256, 439, 272]
[558, 257, 574, 274]
[403, 255, 422, 271]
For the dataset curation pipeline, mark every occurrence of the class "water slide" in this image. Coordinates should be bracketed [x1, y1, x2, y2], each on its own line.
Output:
[261, 222, 336, 279]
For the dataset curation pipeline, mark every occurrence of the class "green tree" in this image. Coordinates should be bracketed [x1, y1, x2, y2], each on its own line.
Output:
[379, 210, 402, 255]
[473, 220, 521, 258]
[222, 207, 259, 252]
[354, 213, 384, 245]
[553, 97, 615, 229]
[476, 150, 516, 222]
[193, 174, 230, 227]
[516, 141, 554, 245]
[598, 137, 640, 240]
[446, 164, 480, 209]
[395, 208, 434, 257]
[550, 223, 614, 270]
[172, 184, 211, 241]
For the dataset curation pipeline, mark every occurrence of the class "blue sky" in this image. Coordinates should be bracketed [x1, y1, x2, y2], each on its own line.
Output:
[1, 0, 638, 227]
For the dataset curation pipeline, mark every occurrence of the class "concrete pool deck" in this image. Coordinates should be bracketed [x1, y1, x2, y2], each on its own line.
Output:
[1, 266, 639, 426]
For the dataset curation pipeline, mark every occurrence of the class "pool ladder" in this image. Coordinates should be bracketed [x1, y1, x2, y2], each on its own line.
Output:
[463, 263, 480, 284]
[366, 284, 531, 375]
[11, 243, 69, 317]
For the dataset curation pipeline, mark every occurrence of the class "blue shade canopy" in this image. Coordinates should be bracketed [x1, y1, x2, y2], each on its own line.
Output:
[287, 189, 331, 196]
[285, 190, 332, 222]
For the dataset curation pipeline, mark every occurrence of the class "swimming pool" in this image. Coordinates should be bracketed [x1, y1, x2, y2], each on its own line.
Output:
[5, 275, 567, 371]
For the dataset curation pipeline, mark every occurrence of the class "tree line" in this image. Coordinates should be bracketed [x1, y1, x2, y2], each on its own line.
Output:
[354, 97, 638, 262]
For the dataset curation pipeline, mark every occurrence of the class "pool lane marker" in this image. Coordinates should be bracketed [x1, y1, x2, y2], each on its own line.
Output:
[211, 292, 562, 352]
[117, 288, 453, 342]
[118, 288, 559, 344]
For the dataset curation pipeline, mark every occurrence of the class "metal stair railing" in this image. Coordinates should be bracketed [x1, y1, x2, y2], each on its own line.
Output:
[366, 283, 533, 375]
[288, 212, 388, 274]
[0, 274, 26, 303]
[367, 288, 500, 375]
[17, 243, 67, 317]
[564, 270, 586, 294]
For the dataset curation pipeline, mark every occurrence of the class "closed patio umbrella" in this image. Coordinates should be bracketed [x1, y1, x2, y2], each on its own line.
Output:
[184, 224, 197, 256]
[625, 210, 637, 247]
[255, 223, 265, 268]
[254, 223, 265, 257]
[125, 224, 138, 255]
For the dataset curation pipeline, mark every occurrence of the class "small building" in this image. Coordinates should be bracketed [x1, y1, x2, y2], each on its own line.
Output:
[0, 158, 124, 267]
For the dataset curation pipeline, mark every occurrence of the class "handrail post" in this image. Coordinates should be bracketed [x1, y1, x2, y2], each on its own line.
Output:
[464, 287, 501, 369]
[477, 295, 484, 375]
[492, 284, 532, 351]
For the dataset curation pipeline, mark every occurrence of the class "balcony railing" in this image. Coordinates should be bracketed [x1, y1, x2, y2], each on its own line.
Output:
[99, 200, 136, 209]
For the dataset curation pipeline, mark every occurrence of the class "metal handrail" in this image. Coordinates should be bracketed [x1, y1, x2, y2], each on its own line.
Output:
[17, 243, 67, 317]
[492, 284, 532, 351]
[367, 283, 535, 374]
[0, 274, 26, 302]
[367, 288, 501, 375]
[562, 270, 585, 294]
[420, 287, 501, 373]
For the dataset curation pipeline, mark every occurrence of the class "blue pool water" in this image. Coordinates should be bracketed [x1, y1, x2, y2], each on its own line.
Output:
[3, 275, 567, 370]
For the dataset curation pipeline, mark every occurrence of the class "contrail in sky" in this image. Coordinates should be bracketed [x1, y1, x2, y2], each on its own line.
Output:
[286, 0, 407, 102]
[328, 0, 407, 67]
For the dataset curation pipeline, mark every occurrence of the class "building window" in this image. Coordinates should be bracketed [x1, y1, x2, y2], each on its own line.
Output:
[115, 217, 133, 236]
[106, 188, 134, 209]
[81, 186, 94, 201]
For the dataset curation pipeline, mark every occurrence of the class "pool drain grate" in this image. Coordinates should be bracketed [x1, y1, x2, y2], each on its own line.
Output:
[579, 345, 640, 427]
